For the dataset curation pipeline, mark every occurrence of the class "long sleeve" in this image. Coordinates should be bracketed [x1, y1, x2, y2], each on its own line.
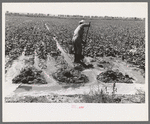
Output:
[80, 23, 90, 28]
[73, 23, 90, 40]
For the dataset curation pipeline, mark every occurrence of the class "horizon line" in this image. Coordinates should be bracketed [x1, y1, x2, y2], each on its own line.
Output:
[5, 11, 145, 19]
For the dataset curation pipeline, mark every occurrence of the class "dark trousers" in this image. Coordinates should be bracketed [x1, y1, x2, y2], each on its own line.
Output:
[74, 54, 84, 63]
[72, 37, 84, 63]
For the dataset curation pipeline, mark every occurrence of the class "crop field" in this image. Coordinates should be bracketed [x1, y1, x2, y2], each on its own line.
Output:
[5, 15, 145, 70]
[4, 15, 145, 103]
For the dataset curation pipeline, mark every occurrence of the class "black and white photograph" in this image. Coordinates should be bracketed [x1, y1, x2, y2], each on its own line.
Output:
[2, 2, 148, 121]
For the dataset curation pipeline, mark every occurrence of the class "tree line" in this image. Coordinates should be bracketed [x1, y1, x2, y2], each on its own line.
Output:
[5, 11, 144, 21]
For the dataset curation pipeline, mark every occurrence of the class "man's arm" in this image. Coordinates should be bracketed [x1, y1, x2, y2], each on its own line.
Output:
[80, 23, 90, 28]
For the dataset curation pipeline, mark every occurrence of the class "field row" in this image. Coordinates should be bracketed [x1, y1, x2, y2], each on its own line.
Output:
[5, 15, 145, 71]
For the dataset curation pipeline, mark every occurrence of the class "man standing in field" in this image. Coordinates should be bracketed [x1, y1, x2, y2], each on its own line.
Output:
[71, 20, 91, 63]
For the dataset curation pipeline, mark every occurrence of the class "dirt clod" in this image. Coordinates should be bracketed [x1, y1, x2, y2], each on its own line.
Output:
[52, 66, 89, 84]
[97, 70, 134, 83]
[12, 67, 47, 84]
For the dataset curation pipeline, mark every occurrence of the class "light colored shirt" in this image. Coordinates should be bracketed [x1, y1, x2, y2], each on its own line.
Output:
[73, 23, 90, 39]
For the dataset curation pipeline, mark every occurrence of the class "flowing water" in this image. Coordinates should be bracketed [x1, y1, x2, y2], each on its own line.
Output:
[4, 24, 145, 98]
[45, 23, 74, 68]
[53, 37, 74, 67]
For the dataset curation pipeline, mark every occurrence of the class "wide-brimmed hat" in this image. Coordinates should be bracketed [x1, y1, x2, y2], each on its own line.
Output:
[79, 20, 85, 24]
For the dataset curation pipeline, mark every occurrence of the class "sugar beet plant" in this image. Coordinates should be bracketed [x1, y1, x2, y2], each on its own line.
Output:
[5, 16, 60, 63]
[5, 15, 145, 72]
[45, 18, 145, 71]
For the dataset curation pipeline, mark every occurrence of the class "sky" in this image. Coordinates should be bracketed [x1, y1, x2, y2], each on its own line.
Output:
[3, 3, 148, 18]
